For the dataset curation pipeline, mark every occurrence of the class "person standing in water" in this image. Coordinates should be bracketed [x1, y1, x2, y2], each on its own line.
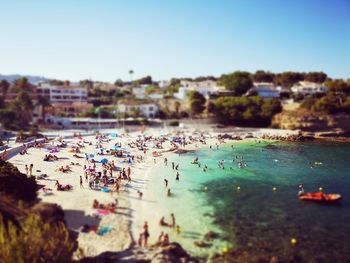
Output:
[164, 179, 168, 187]
[176, 172, 179, 181]
[143, 221, 150, 246]
[170, 213, 176, 228]
[298, 184, 305, 196]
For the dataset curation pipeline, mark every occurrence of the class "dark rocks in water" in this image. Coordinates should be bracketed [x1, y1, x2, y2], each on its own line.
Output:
[194, 240, 212, 248]
[218, 134, 232, 139]
[210, 248, 281, 263]
[152, 242, 198, 263]
[174, 149, 195, 154]
[204, 231, 219, 240]
[261, 134, 315, 142]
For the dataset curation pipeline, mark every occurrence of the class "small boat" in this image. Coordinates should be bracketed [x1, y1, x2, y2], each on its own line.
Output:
[299, 192, 342, 202]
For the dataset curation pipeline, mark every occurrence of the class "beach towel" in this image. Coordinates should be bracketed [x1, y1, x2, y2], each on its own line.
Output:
[97, 226, 113, 236]
[101, 187, 109, 193]
[97, 209, 110, 215]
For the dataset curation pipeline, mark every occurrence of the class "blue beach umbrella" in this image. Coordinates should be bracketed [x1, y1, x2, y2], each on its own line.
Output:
[99, 158, 108, 164]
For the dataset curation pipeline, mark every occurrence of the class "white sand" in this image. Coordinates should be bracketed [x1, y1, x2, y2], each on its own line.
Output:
[8, 127, 299, 259]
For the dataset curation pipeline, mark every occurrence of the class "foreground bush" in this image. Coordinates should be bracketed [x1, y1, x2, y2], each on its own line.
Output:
[0, 213, 77, 263]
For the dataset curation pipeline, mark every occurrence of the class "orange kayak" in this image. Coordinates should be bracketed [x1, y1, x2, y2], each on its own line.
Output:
[299, 192, 342, 202]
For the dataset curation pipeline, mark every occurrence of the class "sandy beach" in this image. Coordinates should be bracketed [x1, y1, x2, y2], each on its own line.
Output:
[7, 127, 300, 259]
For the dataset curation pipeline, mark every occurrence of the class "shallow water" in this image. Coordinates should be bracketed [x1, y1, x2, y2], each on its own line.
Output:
[151, 141, 350, 261]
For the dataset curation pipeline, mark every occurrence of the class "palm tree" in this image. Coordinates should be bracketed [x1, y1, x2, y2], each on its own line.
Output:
[0, 80, 10, 98]
[36, 95, 51, 121]
[14, 77, 33, 92]
[129, 70, 134, 82]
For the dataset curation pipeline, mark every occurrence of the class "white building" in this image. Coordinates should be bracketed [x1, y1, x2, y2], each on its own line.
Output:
[158, 80, 170, 89]
[117, 100, 159, 118]
[132, 85, 147, 99]
[37, 83, 88, 102]
[174, 80, 220, 99]
[251, 82, 280, 98]
[37, 83, 92, 117]
[291, 81, 327, 95]
[132, 84, 164, 100]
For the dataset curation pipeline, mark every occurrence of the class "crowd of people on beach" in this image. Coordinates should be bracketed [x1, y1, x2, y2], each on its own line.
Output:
[4, 129, 256, 252]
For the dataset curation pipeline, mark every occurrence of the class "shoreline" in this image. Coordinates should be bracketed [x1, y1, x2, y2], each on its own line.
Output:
[6, 126, 347, 261]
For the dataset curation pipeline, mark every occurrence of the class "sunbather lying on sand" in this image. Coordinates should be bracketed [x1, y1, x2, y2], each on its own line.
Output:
[58, 165, 72, 173]
[92, 199, 117, 212]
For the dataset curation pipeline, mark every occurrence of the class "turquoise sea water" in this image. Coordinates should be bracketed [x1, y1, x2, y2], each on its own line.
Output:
[150, 141, 350, 261]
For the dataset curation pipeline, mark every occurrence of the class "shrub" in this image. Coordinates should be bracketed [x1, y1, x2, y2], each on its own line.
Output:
[0, 213, 77, 263]
[169, 121, 179, 127]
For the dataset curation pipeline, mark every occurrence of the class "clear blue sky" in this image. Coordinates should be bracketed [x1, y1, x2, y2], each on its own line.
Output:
[0, 0, 349, 82]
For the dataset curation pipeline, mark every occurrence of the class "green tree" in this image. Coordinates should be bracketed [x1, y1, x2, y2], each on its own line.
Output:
[219, 71, 253, 95]
[114, 79, 124, 86]
[325, 79, 350, 94]
[304, 72, 327, 83]
[0, 109, 16, 129]
[188, 91, 206, 116]
[312, 95, 340, 114]
[213, 96, 281, 126]
[10, 90, 34, 127]
[14, 77, 34, 92]
[252, 70, 274, 83]
[275, 72, 304, 88]
[36, 95, 51, 120]
[129, 70, 134, 82]
[0, 80, 10, 98]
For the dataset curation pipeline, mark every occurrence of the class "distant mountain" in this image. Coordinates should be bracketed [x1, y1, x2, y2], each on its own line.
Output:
[0, 74, 49, 84]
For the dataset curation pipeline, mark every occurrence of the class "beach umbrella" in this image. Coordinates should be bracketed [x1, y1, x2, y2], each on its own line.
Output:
[99, 158, 108, 164]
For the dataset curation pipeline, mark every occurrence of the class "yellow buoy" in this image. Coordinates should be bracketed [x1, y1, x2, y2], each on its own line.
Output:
[236, 186, 241, 191]
[204, 186, 208, 192]
[290, 238, 297, 245]
[222, 247, 228, 253]
[319, 187, 323, 192]
[272, 187, 277, 191]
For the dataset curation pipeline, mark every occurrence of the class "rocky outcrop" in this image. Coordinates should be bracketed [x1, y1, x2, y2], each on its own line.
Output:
[272, 111, 350, 132]
[79, 242, 199, 263]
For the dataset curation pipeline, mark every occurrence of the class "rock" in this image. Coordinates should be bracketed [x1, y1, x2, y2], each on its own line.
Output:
[152, 242, 198, 263]
[194, 240, 212, 248]
[204, 231, 219, 240]
[31, 202, 65, 224]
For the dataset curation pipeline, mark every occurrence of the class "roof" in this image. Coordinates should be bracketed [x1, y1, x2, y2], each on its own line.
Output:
[296, 81, 325, 88]
[117, 99, 157, 106]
